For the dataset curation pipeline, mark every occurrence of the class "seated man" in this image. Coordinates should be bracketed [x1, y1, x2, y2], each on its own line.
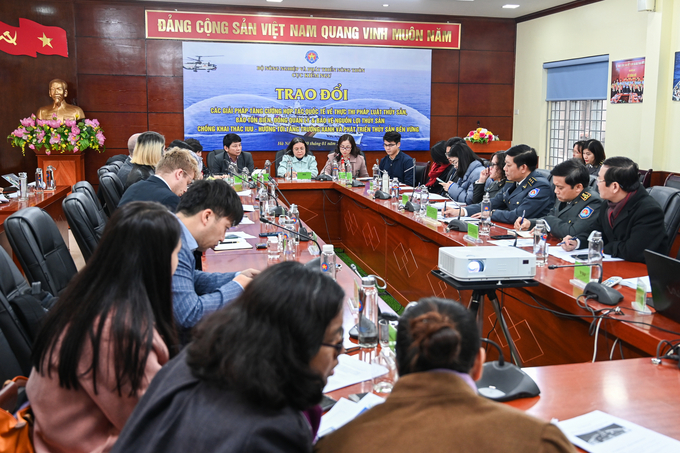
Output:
[562, 157, 668, 262]
[444, 145, 553, 224]
[219, 133, 254, 174]
[173, 179, 260, 330]
[379, 131, 414, 186]
[514, 158, 602, 242]
[118, 147, 198, 212]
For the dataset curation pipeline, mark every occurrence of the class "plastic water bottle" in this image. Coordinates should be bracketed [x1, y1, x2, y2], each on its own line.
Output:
[358, 276, 379, 348]
[19, 172, 28, 200]
[289, 204, 300, 245]
[35, 168, 44, 194]
[418, 185, 429, 217]
[332, 160, 339, 182]
[45, 166, 56, 191]
[480, 192, 491, 236]
[257, 185, 268, 218]
[533, 219, 549, 266]
[372, 161, 380, 179]
[320, 244, 337, 280]
[588, 231, 604, 282]
[390, 178, 400, 205]
[381, 170, 390, 194]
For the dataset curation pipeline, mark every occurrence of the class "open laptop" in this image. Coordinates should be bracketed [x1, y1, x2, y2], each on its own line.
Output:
[644, 249, 680, 323]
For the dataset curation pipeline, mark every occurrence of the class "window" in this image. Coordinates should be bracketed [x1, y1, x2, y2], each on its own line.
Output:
[543, 55, 609, 168]
[546, 100, 606, 169]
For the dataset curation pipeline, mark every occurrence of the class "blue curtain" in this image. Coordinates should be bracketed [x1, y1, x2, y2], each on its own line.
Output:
[544, 55, 609, 101]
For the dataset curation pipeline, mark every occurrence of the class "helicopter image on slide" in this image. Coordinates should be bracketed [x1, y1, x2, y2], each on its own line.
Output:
[183, 56, 221, 72]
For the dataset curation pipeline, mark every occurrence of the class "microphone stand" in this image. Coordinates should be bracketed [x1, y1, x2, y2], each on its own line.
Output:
[548, 263, 603, 283]
[260, 216, 322, 268]
[548, 263, 623, 306]
[403, 159, 420, 211]
[475, 338, 540, 402]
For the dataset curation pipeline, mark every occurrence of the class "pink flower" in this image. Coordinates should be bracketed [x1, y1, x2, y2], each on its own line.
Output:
[91, 119, 99, 127]
[68, 133, 78, 145]
[36, 119, 46, 127]
[20, 117, 35, 127]
[64, 118, 76, 128]
[49, 134, 61, 145]
[48, 119, 61, 128]
[84, 119, 93, 127]
[36, 130, 45, 142]
[96, 131, 106, 144]
[73, 146, 79, 153]
[29, 144, 35, 150]
[479, 132, 486, 138]
[71, 126, 80, 135]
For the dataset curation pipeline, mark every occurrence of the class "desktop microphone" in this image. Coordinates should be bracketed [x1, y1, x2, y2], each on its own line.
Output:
[444, 193, 467, 232]
[548, 263, 623, 305]
[403, 161, 421, 212]
[264, 176, 293, 216]
[259, 216, 322, 270]
[476, 338, 540, 402]
[374, 169, 391, 200]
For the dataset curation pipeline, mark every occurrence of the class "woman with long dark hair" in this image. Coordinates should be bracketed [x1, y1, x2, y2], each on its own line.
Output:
[439, 139, 485, 203]
[316, 298, 575, 453]
[424, 140, 452, 192]
[27, 201, 181, 453]
[276, 137, 319, 178]
[582, 139, 606, 176]
[110, 261, 345, 453]
[321, 134, 369, 178]
[470, 150, 507, 203]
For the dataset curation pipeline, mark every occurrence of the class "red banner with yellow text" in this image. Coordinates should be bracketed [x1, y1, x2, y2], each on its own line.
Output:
[0, 18, 68, 57]
[145, 10, 460, 50]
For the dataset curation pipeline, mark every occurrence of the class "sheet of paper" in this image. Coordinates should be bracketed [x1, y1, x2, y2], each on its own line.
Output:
[214, 239, 253, 251]
[241, 204, 255, 212]
[548, 248, 624, 263]
[425, 193, 448, 201]
[509, 229, 533, 238]
[557, 410, 680, 453]
[225, 231, 257, 240]
[318, 394, 386, 438]
[238, 216, 255, 225]
[237, 189, 251, 197]
[0, 194, 8, 203]
[438, 215, 478, 222]
[323, 354, 377, 393]
[620, 276, 650, 292]
[488, 238, 534, 247]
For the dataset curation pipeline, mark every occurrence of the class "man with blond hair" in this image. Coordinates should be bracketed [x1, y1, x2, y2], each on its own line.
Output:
[118, 147, 198, 212]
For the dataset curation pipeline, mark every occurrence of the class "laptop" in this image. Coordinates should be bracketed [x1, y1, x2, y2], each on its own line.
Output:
[644, 249, 680, 324]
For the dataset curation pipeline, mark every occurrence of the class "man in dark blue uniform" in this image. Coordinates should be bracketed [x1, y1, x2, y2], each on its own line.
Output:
[444, 145, 553, 224]
[378, 131, 414, 186]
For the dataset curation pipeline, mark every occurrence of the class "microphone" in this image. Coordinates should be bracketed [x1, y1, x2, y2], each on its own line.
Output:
[476, 338, 540, 402]
[548, 263, 622, 306]
[403, 161, 420, 211]
[374, 169, 391, 200]
[442, 191, 467, 232]
[265, 177, 292, 216]
[260, 216, 322, 269]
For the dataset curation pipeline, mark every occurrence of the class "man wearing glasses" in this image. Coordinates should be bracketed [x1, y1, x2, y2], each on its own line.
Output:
[378, 131, 414, 186]
[561, 156, 667, 262]
[119, 147, 198, 212]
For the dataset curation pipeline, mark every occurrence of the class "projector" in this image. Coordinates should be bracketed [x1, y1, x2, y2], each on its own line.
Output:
[438, 247, 536, 281]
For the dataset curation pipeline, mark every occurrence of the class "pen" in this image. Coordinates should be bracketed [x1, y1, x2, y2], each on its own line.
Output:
[519, 210, 525, 230]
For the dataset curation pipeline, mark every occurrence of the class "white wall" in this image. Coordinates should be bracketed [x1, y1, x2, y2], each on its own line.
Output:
[514, 0, 680, 172]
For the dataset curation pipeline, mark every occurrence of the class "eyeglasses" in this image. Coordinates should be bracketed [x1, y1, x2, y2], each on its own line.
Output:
[488, 163, 498, 167]
[383, 143, 397, 148]
[339, 146, 352, 151]
[597, 178, 605, 184]
[321, 341, 345, 355]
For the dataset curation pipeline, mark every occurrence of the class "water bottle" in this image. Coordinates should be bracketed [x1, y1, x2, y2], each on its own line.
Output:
[480, 192, 491, 236]
[257, 185, 268, 218]
[390, 178, 400, 205]
[35, 168, 44, 194]
[372, 161, 380, 179]
[285, 165, 292, 182]
[289, 204, 300, 245]
[358, 276, 379, 348]
[331, 160, 339, 182]
[241, 167, 250, 186]
[588, 231, 604, 282]
[45, 166, 56, 191]
[533, 219, 549, 266]
[19, 172, 28, 200]
[418, 185, 429, 217]
[381, 170, 389, 194]
[320, 244, 337, 280]
[345, 158, 353, 186]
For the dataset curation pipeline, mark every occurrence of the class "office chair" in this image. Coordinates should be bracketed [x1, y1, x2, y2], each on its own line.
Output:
[647, 186, 680, 256]
[63, 192, 107, 262]
[4, 207, 78, 296]
[638, 168, 652, 188]
[73, 180, 108, 222]
[99, 171, 124, 217]
[414, 161, 430, 186]
[664, 173, 680, 190]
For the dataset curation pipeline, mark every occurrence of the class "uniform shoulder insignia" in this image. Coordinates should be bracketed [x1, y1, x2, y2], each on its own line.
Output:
[580, 192, 591, 201]
[527, 177, 536, 186]
[578, 206, 594, 219]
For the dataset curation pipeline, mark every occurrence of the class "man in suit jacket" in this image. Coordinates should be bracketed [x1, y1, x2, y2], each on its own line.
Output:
[118, 147, 198, 212]
[515, 158, 603, 243]
[445, 145, 554, 224]
[562, 156, 668, 263]
[220, 133, 254, 174]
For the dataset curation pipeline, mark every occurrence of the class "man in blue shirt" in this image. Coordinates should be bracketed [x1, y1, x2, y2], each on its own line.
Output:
[173, 179, 260, 331]
[379, 131, 414, 186]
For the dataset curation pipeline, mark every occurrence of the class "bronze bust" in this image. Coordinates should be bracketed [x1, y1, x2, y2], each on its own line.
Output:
[37, 79, 85, 121]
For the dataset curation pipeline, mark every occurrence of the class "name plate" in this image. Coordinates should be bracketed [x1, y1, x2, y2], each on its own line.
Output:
[297, 171, 312, 180]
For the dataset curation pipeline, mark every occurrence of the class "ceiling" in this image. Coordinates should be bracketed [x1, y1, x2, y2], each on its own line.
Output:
[141, 0, 583, 19]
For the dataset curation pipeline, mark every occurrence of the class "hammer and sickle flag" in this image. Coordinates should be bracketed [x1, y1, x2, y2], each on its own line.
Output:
[0, 18, 68, 58]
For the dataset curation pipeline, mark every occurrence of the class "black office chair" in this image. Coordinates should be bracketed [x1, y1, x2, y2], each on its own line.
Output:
[647, 186, 680, 256]
[73, 180, 108, 222]
[63, 192, 107, 262]
[99, 171, 124, 217]
[664, 173, 680, 190]
[5, 207, 78, 296]
[98, 164, 120, 177]
[639, 168, 652, 188]
[414, 161, 430, 187]
[273, 149, 286, 176]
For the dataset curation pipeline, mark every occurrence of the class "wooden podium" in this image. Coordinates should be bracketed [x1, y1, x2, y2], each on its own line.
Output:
[36, 152, 85, 189]
[467, 140, 512, 160]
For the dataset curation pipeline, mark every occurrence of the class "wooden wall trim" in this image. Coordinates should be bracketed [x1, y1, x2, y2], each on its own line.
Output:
[515, 0, 603, 23]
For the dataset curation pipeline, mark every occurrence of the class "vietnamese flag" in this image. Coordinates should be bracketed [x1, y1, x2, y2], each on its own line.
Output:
[0, 18, 68, 58]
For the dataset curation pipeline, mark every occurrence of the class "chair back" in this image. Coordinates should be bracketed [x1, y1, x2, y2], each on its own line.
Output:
[206, 150, 225, 175]
[63, 192, 107, 262]
[98, 164, 119, 177]
[73, 180, 108, 222]
[414, 161, 430, 187]
[4, 207, 77, 296]
[99, 172, 124, 217]
[639, 168, 652, 188]
[664, 173, 680, 190]
[647, 186, 680, 255]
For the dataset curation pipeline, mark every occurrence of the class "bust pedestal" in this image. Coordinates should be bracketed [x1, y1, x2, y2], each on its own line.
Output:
[36, 151, 85, 189]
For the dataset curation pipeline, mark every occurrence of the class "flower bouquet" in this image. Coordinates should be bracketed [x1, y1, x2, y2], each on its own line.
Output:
[464, 127, 499, 144]
[7, 114, 106, 156]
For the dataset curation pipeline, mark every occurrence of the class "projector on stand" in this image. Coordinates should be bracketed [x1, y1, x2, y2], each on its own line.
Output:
[438, 246, 536, 282]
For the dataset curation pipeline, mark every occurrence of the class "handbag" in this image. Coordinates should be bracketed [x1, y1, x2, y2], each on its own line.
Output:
[0, 376, 34, 453]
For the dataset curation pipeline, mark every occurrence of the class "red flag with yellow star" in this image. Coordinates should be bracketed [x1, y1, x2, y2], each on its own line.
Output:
[0, 18, 68, 58]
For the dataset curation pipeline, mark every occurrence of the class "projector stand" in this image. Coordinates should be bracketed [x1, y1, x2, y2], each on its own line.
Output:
[431, 270, 539, 367]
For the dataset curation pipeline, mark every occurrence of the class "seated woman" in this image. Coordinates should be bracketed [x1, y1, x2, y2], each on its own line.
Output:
[321, 134, 369, 178]
[316, 298, 575, 453]
[440, 140, 485, 204]
[276, 137, 319, 178]
[583, 139, 606, 176]
[470, 150, 507, 204]
[424, 140, 452, 193]
[125, 131, 165, 189]
[27, 201, 181, 453]
[110, 262, 345, 453]
[572, 140, 586, 164]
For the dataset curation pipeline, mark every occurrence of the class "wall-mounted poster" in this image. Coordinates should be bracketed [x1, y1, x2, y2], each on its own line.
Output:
[183, 42, 431, 152]
[610, 57, 645, 104]
[673, 52, 680, 101]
